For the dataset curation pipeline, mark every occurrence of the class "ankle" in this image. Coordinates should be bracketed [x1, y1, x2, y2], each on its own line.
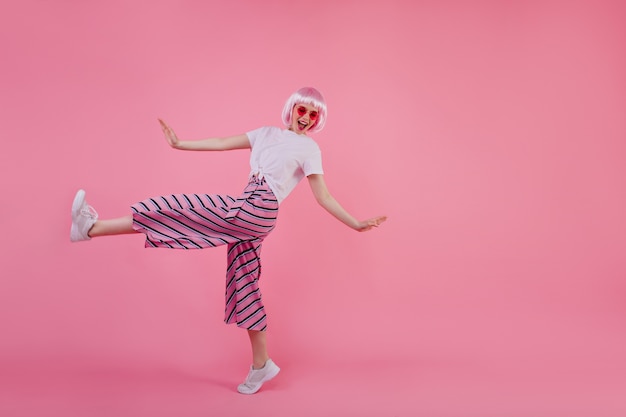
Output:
[86, 222, 97, 238]
[252, 358, 269, 370]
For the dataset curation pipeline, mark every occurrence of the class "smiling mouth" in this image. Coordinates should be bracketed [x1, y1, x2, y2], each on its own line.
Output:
[297, 120, 308, 130]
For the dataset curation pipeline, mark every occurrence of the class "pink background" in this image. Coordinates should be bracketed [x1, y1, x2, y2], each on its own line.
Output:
[1, 1, 625, 416]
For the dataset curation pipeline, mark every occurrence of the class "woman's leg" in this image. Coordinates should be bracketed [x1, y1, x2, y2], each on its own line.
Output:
[238, 329, 280, 394]
[89, 215, 137, 238]
[247, 330, 270, 369]
[71, 190, 137, 242]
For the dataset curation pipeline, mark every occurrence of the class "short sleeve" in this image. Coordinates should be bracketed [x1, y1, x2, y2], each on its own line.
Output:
[246, 126, 268, 148]
[302, 150, 324, 176]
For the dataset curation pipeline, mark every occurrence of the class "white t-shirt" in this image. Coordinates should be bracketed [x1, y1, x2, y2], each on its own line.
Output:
[246, 126, 324, 204]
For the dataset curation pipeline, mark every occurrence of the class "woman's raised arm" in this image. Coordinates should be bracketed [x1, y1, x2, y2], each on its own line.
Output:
[307, 174, 387, 232]
[158, 118, 251, 151]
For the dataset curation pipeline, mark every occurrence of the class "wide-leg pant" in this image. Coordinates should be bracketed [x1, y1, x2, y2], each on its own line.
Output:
[130, 178, 279, 331]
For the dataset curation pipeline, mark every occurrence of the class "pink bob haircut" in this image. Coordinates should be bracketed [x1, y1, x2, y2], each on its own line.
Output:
[281, 87, 328, 133]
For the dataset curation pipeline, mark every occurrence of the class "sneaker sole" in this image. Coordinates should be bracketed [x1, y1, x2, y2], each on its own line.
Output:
[72, 189, 86, 217]
[70, 189, 86, 242]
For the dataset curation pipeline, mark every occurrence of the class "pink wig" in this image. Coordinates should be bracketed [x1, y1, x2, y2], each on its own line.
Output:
[281, 87, 327, 133]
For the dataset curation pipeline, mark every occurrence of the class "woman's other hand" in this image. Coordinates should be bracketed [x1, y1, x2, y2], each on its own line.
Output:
[158, 118, 179, 148]
[355, 216, 387, 232]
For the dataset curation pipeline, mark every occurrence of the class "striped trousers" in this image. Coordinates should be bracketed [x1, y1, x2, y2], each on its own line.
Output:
[130, 178, 279, 331]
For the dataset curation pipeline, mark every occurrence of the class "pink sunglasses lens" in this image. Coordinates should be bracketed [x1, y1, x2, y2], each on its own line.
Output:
[296, 106, 319, 120]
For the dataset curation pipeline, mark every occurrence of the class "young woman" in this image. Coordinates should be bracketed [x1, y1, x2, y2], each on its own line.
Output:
[70, 87, 387, 394]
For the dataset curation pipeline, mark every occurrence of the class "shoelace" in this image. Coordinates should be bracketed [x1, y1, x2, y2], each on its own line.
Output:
[80, 205, 98, 219]
[241, 368, 261, 387]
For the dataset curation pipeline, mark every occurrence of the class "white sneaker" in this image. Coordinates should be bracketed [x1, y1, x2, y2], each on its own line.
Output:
[237, 359, 280, 395]
[70, 189, 98, 242]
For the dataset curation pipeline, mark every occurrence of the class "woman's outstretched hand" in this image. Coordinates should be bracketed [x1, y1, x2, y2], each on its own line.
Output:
[158, 118, 179, 148]
[355, 216, 387, 232]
